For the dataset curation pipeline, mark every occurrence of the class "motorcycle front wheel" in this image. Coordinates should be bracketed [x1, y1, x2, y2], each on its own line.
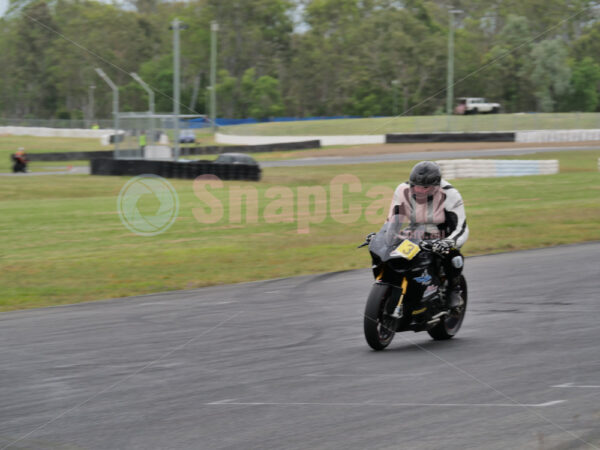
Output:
[428, 275, 468, 340]
[364, 283, 398, 350]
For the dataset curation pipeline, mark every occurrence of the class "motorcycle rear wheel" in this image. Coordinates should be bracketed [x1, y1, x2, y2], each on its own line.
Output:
[428, 275, 468, 340]
[364, 283, 398, 350]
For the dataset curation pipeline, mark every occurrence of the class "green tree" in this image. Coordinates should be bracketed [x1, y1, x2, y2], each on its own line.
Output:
[50, 0, 159, 117]
[136, 54, 174, 113]
[239, 68, 257, 118]
[3, 0, 600, 120]
[207, 0, 293, 79]
[566, 57, 600, 112]
[249, 75, 284, 119]
[215, 69, 237, 117]
[290, 0, 446, 116]
[528, 39, 571, 112]
[481, 15, 535, 112]
[573, 22, 600, 67]
[10, 0, 59, 117]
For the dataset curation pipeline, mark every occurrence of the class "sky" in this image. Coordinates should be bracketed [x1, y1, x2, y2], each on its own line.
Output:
[0, 0, 308, 25]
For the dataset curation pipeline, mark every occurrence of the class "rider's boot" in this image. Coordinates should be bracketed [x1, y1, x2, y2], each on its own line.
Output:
[447, 276, 463, 309]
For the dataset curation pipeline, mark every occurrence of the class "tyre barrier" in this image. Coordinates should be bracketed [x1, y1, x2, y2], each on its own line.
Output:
[90, 158, 261, 181]
[436, 159, 559, 179]
[386, 132, 516, 143]
[516, 129, 600, 143]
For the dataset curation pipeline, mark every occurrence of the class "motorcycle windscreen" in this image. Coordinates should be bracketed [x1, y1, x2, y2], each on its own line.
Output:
[368, 215, 409, 261]
[369, 215, 442, 261]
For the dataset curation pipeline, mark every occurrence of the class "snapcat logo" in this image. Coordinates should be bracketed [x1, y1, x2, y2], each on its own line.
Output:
[117, 174, 180, 236]
[192, 174, 394, 234]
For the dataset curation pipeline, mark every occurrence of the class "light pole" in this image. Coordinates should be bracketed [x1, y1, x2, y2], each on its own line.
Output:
[206, 86, 212, 118]
[170, 18, 187, 161]
[392, 79, 400, 116]
[95, 68, 120, 156]
[210, 21, 219, 132]
[446, 9, 462, 116]
[130, 72, 155, 144]
[88, 85, 95, 127]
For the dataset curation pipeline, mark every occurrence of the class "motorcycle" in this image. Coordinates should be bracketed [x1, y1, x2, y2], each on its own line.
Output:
[359, 217, 467, 350]
[12, 154, 28, 173]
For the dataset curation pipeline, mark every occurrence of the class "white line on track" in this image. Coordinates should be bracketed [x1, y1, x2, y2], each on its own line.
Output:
[206, 399, 565, 408]
[136, 300, 237, 307]
[137, 302, 171, 306]
[304, 372, 432, 378]
[553, 383, 600, 388]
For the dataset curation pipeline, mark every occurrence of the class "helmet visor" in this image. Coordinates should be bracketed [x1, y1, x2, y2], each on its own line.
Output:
[411, 185, 436, 195]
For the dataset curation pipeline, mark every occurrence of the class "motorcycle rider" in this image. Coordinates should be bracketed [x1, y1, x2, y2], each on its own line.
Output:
[386, 161, 469, 308]
[12, 148, 28, 173]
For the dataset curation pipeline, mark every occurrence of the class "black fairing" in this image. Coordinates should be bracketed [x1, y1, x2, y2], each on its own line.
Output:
[368, 221, 444, 318]
[368, 221, 397, 262]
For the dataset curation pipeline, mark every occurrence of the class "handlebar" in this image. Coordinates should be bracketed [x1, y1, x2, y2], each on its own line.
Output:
[357, 232, 376, 249]
[419, 240, 434, 251]
[357, 234, 451, 254]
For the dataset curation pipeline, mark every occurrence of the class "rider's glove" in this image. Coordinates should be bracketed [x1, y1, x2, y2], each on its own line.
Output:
[432, 239, 454, 255]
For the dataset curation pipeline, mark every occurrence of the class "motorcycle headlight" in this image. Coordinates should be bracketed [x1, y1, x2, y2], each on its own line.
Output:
[451, 255, 464, 269]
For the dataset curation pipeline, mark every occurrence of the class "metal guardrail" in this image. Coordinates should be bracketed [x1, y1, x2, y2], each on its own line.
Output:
[386, 132, 515, 143]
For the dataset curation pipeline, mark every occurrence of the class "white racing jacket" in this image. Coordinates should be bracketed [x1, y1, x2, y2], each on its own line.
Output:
[387, 179, 469, 249]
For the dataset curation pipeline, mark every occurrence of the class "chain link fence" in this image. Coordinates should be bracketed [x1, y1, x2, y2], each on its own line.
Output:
[3, 112, 600, 137]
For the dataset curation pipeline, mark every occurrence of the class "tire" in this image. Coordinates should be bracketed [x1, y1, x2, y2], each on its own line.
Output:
[491, 107, 499, 114]
[427, 275, 468, 340]
[364, 283, 397, 350]
[471, 108, 479, 114]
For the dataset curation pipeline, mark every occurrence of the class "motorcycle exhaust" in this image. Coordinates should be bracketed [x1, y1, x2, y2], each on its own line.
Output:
[426, 311, 449, 326]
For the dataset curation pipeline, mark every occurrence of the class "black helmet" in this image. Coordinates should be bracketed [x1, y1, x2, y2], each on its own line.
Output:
[409, 161, 441, 186]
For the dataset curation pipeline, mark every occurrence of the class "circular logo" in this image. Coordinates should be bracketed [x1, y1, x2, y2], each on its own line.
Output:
[117, 174, 180, 236]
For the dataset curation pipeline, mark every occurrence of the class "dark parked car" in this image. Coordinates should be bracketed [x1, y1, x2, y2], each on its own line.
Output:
[214, 153, 259, 166]
[213, 153, 261, 181]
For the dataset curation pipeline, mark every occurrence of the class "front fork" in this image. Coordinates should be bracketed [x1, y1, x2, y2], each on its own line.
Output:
[391, 277, 408, 319]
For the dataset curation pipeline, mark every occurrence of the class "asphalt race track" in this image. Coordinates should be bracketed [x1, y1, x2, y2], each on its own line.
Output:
[1, 243, 599, 450]
[260, 145, 600, 167]
[1, 145, 599, 176]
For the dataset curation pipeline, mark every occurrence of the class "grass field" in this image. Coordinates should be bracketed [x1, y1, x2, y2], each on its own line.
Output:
[221, 112, 600, 136]
[1, 149, 599, 311]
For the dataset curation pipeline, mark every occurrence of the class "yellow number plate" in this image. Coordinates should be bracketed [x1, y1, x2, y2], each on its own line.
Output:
[394, 240, 421, 260]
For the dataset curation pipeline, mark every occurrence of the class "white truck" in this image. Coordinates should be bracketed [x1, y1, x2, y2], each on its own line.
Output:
[455, 97, 501, 115]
